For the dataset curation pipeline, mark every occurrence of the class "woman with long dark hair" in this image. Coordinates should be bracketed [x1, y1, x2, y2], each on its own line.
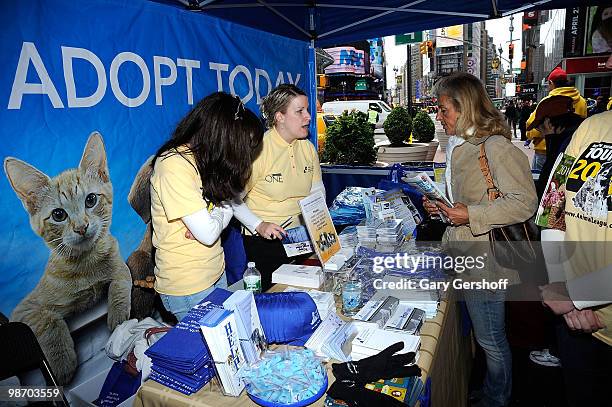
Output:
[150, 92, 263, 320]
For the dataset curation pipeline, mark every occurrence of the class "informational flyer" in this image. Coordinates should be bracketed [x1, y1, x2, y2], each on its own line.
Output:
[298, 191, 341, 265]
[281, 225, 314, 257]
[402, 171, 453, 223]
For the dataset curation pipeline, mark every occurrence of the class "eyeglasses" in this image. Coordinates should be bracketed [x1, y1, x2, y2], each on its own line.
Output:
[234, 97, 245, 120]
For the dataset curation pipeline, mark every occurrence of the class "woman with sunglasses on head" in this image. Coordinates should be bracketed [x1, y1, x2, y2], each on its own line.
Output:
[233, 84, 324, 291]
[150, 92, 263, 321]
[422, 73, 537, 407]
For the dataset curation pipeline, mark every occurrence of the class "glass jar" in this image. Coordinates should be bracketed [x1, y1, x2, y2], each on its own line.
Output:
[341, 279, 363, 317]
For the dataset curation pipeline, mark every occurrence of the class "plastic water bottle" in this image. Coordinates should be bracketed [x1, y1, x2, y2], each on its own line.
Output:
[243, 262, 262, 293]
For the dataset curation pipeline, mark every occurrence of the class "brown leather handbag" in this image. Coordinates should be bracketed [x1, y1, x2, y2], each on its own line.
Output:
[478, 142, 540, 269]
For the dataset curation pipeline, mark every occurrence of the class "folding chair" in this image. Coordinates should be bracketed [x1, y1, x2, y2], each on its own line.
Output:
[0, 319, 70, 406]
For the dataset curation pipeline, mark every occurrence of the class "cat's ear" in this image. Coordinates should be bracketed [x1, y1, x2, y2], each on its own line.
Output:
[4, 157, 51, 214]
[79, 132, 109, 183]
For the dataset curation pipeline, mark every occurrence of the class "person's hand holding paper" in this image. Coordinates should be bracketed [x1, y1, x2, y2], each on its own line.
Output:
[437, 201, 469, 226]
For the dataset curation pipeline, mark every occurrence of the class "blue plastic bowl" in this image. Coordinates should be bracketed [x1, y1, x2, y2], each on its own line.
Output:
[246, 375, 328, 407]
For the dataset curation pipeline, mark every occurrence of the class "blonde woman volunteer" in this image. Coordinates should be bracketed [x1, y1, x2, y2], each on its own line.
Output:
[234, 84, 324, 291]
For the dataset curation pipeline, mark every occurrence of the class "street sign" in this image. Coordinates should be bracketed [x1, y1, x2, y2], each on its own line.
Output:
[396, 32, 423, 45]
[491, 57, 500, 70]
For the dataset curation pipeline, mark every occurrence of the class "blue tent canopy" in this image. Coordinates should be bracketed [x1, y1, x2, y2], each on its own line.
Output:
[150, 0, 607, 46]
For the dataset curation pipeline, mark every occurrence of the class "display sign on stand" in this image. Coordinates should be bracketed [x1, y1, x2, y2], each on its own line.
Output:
[299, 192, 341, 265]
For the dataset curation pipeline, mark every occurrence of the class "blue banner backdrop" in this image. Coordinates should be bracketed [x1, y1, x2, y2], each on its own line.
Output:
[0, 0, 310, 314]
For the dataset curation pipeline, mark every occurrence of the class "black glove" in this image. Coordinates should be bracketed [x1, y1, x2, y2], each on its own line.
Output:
[327, 379, 406, 407]
[332, 342, 421, 384]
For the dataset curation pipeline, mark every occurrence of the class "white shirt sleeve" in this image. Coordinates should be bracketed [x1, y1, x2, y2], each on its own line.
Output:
[567, 264, 612, 310]
[232, 179, 325, 234]
[182, 203, 233, 246]
[310, 180, 326, 199]
[231, 198, 262, 234]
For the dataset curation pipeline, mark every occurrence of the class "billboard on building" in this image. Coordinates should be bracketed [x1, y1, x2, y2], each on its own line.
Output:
[466, 56, 480, 79]
[324, 47, 366, 74]
[564, 7, 587, 57]
[368, 38, 384, 79]
[563, 6, 611, 57]
[585, 6, 612, 55]
[524, 10, 539, 27]
[436, 25, 463, 48]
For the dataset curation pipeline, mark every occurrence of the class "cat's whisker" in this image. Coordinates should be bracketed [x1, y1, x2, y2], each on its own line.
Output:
[50, 243, 65, 261]
[55, 243, 68, 258]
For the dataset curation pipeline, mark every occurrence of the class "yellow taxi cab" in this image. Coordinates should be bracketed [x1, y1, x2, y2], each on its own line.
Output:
[316, 112, 335, 155]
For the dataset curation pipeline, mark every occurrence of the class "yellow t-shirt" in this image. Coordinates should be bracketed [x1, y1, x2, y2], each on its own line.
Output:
[150, 148, 224, 295]
[244, 128, 322, 232]
[563, 111, 612, 345]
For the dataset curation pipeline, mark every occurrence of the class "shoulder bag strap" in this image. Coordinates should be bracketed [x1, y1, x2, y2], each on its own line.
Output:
[478, 143, 502, 201]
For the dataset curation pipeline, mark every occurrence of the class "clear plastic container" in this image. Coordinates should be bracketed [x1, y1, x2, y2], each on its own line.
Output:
[243, 262, 262, 293]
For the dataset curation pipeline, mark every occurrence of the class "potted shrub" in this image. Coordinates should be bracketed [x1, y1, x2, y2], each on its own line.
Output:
[383, 107, 412, 146]
[378, 107, 431, 163]
[412, 111, 439, 160]
[321, 111, 376, 165]
[412, 111, 435, 142]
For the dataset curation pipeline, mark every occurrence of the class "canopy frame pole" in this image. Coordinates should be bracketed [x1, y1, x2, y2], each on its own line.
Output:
[490, 0, 500, 18]
[318, 0, 427, 39]
[317, 4, 489, 18]
[256, 0, 313, 39]
[502, 0, 553, 17]
[308, 39, 318, 148]
[175, 0, 218, 7]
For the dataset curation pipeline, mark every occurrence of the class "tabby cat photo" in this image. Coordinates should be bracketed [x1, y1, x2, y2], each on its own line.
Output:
[4, 132, 131, 384]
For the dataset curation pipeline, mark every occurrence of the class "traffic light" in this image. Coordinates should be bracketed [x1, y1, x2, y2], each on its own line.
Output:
[419, 41, 427, 55]
[426, 41, 434, 58]
[317, 74, 327, 88]
[509, 43, 514, 60]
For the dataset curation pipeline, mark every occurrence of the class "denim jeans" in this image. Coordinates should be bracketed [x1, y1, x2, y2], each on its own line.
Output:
[532, 152, 546, 171]
[463, 289, 511, 407]
[160, 273, 228, 321]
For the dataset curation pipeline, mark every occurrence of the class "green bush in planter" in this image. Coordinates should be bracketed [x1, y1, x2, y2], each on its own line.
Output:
[383, 107, 412, 146]
[412, 111, 435, 142]
[321, 111, 376, 165]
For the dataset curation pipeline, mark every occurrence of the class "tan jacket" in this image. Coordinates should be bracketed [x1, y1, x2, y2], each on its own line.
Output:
[444, 135, 538, 283]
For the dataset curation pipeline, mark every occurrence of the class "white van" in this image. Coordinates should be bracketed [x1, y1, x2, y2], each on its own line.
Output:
[321, 100, 392, 128]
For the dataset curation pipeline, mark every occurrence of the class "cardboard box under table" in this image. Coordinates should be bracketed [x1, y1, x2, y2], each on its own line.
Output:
[134, 285, 470, 407]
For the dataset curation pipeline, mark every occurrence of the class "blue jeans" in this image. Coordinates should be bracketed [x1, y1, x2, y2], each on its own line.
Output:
[463, 289, 511, 407]
[160, 273, 228, 321]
